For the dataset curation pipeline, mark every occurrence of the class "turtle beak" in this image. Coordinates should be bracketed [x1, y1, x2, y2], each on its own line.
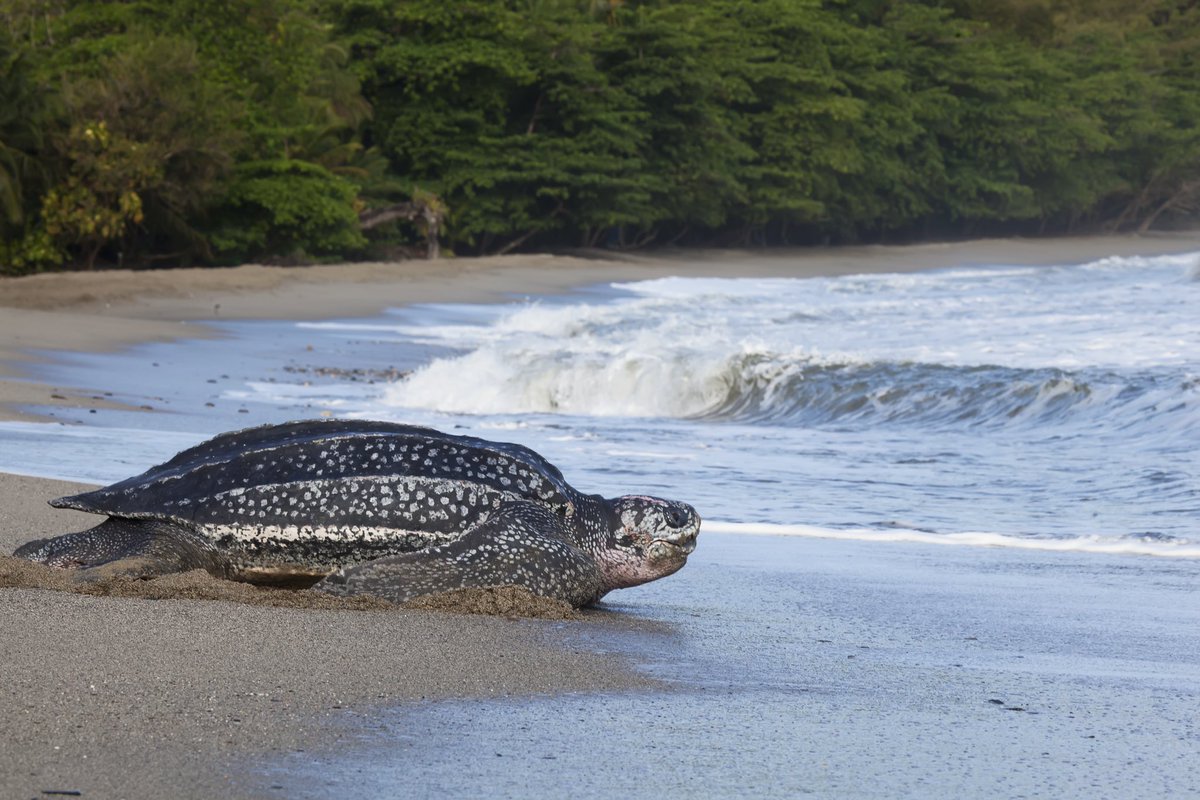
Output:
[650, 512, 701, 557]
[651, 533, 698, 557]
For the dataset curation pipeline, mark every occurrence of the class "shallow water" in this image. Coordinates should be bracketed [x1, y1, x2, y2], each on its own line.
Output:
[261, 534, 1200, 799]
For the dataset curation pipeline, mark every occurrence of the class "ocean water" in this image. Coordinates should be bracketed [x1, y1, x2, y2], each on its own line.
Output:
[2, 251, 1199, 558]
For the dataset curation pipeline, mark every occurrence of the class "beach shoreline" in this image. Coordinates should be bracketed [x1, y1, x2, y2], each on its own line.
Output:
[3, 232, 1200, 423]
[3, 233, 1200, 798]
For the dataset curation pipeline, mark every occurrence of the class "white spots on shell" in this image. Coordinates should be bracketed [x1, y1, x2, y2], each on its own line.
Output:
[74, 425, 603, 585]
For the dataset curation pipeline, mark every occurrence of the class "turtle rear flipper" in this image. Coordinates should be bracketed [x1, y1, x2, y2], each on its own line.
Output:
[13, 518, 234, 581]
[315, 502, 604, 608]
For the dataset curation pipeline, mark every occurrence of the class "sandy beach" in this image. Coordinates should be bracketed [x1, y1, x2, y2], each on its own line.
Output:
[3, 232, 1200, 799]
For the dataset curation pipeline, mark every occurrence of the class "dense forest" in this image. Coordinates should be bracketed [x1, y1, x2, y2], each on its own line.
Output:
[0, 0, 1198, 272]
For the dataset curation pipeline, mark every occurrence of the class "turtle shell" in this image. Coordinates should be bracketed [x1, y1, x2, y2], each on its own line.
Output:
[49, 420, 580, 567]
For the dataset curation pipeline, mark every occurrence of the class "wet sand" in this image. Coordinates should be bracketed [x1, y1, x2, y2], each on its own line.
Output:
[3, 233, 1200, 798]
[277, 532, 1200, 798]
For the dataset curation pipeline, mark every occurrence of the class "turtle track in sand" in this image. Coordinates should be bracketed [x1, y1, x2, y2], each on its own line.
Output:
[0, 555, 577, 619]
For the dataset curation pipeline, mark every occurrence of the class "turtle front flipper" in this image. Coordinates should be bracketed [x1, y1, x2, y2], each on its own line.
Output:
[314, 501, 604, 608]
[13, 518, 234, 581]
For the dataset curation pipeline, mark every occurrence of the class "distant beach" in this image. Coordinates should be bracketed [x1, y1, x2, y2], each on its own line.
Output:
[3, 233, 1200, 798]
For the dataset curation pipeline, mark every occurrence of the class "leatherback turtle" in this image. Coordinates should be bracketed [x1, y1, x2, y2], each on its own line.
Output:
[13, 420, 700, 607]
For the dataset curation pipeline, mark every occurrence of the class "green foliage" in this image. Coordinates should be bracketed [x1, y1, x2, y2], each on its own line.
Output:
[2, 0, 368, 269]
[3, 0, 1200, 270]
[208, 159, 366, 261]
[159, 0, 371, 161]
[40, 121, 157, 269]
[338, 0, 647, 250]
[340, 0, 1200, 250]
[59, 34, 242, 265]
[0, 227, 63, 276]
[0, 30, 55, 246]
[0, 31, 59, 275]
[599, 3, 751, 233]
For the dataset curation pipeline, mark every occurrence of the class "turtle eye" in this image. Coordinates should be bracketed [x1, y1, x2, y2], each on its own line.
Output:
[665, 506, 688, 528]
[615, 532, 637, 549]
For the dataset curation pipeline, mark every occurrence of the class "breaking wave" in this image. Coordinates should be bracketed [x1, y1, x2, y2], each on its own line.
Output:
[383, 341, 1198, 433]
[699, 357, 1197, 430]
[378, 252, 1200, 433]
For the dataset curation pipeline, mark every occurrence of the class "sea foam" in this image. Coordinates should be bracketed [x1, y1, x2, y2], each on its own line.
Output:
[703, 521, 1200, 559]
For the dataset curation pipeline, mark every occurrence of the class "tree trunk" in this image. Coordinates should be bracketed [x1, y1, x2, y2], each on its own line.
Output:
[83, 240, 102, 270]
[494, 226, 541, 256]
[1138, 178, 1200, 234]
[358, 198, 444, 260]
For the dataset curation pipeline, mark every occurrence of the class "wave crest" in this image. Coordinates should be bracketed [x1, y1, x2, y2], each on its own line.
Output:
[383, 340, 1196, 432]
[706, 356, 1111, 427]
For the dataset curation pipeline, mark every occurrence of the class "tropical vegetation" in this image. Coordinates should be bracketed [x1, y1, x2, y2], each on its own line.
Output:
[1, 0, 1198, 272]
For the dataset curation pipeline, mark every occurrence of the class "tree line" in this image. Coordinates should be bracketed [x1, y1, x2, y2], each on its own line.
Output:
[1, 0, 1198, 272]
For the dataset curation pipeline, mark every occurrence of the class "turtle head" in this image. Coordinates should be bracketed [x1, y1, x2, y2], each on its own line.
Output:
[594, 495, 700, 591]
